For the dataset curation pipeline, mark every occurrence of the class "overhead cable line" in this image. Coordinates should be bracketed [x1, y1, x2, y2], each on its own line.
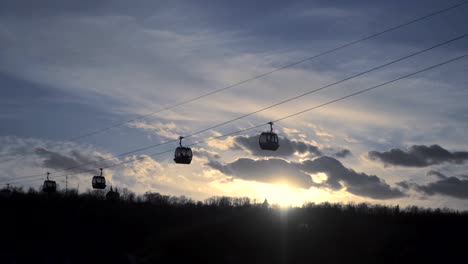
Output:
[3, 33, 467, 183]
[2, 53, 467, 186]
[1, 0, 466, 164]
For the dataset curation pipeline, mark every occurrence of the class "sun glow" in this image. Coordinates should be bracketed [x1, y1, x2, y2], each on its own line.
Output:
[210, 178, 335, 207]
[260, 183, 306, 207]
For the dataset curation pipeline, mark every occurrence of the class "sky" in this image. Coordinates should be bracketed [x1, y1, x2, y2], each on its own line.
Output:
[1, 0, 468, 209]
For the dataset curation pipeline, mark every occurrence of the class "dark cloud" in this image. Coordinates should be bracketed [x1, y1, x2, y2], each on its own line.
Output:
[399, 171, 468, 199]
[415, 177, 468, 199]
[427, 170, 468, 180]
[207, 156, 405, 200]
[301, 157, 405, 199]
[207, 158, 315, 189]
[232, 134, 321, 157]
[396, 181, 412, 189]
[335, 149, 351, 158]
[426, 170, 447, 179]
[368, 145, 468, 167]
[34, 147, 110, 173]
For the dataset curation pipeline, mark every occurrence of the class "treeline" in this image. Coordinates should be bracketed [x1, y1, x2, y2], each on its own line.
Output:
[1, 187, 468, 263]
[1, 186, 464, 215]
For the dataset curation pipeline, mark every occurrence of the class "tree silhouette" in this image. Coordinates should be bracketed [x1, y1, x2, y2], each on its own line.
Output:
[0, 187, 467, 263]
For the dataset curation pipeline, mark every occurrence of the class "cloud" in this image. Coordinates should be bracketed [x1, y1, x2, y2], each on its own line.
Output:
[206, 158, 316, 189]
[0, 136, 128, 193]
[399, 171, 468, 199]
[416, 177, 468, 199]
[0, 136, 180, 194]
[0, 137, 112, 172]
[426, 170, 448, 179]
[207, 156, 405, 200]
[334, 149, 351, 158]
[368, 145, 468, 167]
[34, 147, 113, 173]
[206, 133, 237, 151]
[192, 148, 220, 160]
[0, 136, 39, 159]
[301, 157, 405, 199]
[395, 181, 412, 190]
[127, 120, 188, 140]
[115, 155, 164, 188]
[231, 134, 321, 157]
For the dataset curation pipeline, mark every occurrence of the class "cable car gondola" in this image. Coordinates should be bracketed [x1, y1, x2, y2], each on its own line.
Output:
[42, 172, 57, 193]
[259, 122, 279, 151]
[174, 136, 192, 164]
[92, 168, 106, 189]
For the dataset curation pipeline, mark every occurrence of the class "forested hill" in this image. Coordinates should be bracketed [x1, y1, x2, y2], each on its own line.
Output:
[1, 189, 467, 263]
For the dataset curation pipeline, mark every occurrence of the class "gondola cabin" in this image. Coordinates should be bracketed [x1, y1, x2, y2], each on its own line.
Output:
[42, 172, 57, 193]
[259, 122, 280, 151]
[174, 136, 193, 164]
[92, 168, 106, 189]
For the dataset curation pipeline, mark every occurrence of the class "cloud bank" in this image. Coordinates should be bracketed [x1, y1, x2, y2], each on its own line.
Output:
[399, 171, 468, 199]
[368, 145, 468, 167]
[207, 156, 405, 200]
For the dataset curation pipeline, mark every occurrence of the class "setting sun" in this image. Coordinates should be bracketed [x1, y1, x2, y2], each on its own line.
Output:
[210, 177, 335, 207]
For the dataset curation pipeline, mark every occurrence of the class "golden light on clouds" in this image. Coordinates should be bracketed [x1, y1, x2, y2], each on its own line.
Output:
[206, 134, 236, 151]
[311, 172, 328, 184]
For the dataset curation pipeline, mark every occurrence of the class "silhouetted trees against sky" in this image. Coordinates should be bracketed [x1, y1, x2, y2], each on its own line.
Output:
[1, 186, 468, 263]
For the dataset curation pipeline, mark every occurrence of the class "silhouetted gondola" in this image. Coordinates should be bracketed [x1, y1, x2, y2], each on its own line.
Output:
[42, 172, 57, 193]
[106, 186, 120, 201]
[174, 136, 192, 164]
[259, 122, 279, 151]
[92, 168, 106, 189]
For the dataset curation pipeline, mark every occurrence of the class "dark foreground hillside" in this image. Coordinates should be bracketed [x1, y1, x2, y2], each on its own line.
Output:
[1, 189, 467, 264]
